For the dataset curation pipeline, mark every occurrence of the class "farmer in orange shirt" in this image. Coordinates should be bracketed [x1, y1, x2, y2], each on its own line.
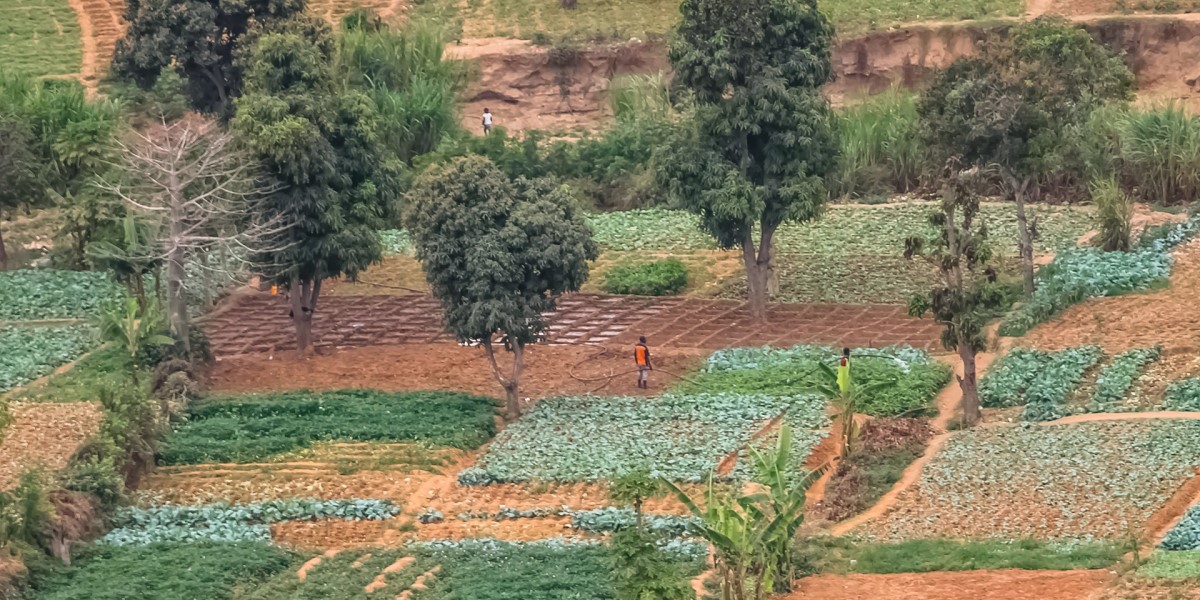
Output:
[634, 336, 653, 389]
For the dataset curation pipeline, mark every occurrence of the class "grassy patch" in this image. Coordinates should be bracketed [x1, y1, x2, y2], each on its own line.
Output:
[28, 542, 296, 600]
[1137, 551, 1200, 579]
[817, 418, 932, 522]
[601, 258, 689, 296]
[676, 345, 951, 417]
[823, 0, 1022, 36]
[158, 390, 497, 465]
[812, 538, 1123, 574]
[417, 542, 626, 600]
[12, 343, 143, 403]
[0, 0, 82, 78]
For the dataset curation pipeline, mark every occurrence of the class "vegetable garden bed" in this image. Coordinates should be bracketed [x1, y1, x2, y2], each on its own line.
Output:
[863, 420, 1200, 541]
[0, 270, 119, 321]
[461, 393, 828, 484]
[0, 325, 95, 393]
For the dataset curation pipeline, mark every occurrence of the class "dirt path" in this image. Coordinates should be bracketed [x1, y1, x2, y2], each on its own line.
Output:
[830, 353, 993, 536]
[1026, 0, 1055, 17]
[790, 569, 1112, 600]
[66, 0, 99, 94]
[1048, 411, 1200, 425]
[1142, 466, 1200, 550]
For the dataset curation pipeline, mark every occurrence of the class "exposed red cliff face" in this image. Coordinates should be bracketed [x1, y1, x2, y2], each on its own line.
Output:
[455, 16, 1200, 131]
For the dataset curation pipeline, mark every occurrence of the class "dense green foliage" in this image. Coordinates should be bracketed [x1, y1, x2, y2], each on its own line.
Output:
[1165, 377, 1200, 411]
[677, 345, 950, 417]
[1081, 103, 1200, 205]
[111, 0, 306, 114]
[832, 90, 928, 199]
[869, 421, 1200, 541]
[657, 0, 838, 321]
[0, 271, 117, 321]
[159, 390, 497, 464]
[1091, 177, 1133, 251]
[101, 499, 400, 545]
[1137, 551, 1200, 579]
[1000, 216, 1198, 336]
[826, 538, 1122, 573]
[0, 325, 94, 393]
[601, 259, 688, 296]
[979, 346, 1102, 420]
[818, 418, 931, 522]
[462, 394, 826, 484]
[12, 344, 146, 404]
[586, 210, 714, 251]
[29, 542, 295, 600]
[1091, 346, 1161, 411]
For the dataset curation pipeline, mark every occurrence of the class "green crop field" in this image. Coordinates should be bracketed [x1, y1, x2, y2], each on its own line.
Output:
[0, 0, 82, 78]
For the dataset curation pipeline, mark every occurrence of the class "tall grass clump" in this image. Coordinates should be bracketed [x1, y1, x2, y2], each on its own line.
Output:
[1118, 103, 1200, 205]
[830, 89, 928, 199]
[1091, 176, 1132, 251]
[610, 72, 673, 122]
[338, 18, 464, 164]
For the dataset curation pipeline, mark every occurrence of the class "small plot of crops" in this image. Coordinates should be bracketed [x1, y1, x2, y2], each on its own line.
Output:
[678, 345, 951, 417]
[1161, 504, 1200, 551]
[0, 269, 119, 321]
[0, 0, 82, 78]
[865, 420, 1200, 541]
[158, 390, 497, 465]
[461, 393, 828, 485]
[980, 345, 1174, 419]
[0, 325, 94, 393]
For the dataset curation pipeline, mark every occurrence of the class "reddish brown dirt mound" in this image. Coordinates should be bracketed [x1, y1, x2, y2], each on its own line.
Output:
[0, 402, 102, 490]
[209, 342, 704, 399]
[791, 569, 1112, 600]
[204, 292, 941, 357]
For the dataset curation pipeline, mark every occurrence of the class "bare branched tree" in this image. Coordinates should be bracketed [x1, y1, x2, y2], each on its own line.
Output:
[98, 115, 290, 355]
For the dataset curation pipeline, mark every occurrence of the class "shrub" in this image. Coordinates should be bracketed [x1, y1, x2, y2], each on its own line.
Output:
[62, 452, 124, 511]
[602, 259, 688, 296]
[0, 471, 56, 553]
[1119, 103, 1200, 205]
[29, 541, 295, 600]
[1092, 177, 1132, 252]
[159, 390, 497, 464]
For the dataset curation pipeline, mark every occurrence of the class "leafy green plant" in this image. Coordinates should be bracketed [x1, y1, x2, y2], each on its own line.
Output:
[463, 393, 826, 485]
[602, 259, 689, 296]
[0, 269, 119, 321]
[159, 390, 496, 464]
[0, 325, 94, 393]
[1161, 504, 1200, 550]
[101, 499, 400, 546]
[30, 541, 295, 600]
[0, 470, 55, 553]
[1164, 377, 1200, 411]
[1090, 346, 1161, 411]
[97, 297, 174, 382]
[979, 346, 1103, 421]
[666, 425, 824, 599]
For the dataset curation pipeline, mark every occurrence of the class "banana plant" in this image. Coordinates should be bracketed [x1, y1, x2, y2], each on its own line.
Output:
[664, 425, 826, 600]
[812, 362, 891, 459]
[97, 296, 175, 383]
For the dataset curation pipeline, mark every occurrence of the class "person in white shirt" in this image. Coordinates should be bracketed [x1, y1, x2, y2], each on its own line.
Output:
[482, 108, 493, 135]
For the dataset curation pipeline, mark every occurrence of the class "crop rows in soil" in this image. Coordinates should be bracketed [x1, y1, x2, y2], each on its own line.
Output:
[78, 0, 124, 81]
[204, 293, 941, 357]
[0, 402, 102, 490]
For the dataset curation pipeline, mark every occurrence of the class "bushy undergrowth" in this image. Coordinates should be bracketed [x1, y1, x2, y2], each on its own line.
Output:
[101, 499, 400, 546]
[28, 541, 295, 600]
[159, 390, 496, 464]
[0, 325, 95, 393]
[831, 89, 929, 199]
[12, 344, 147, 403]
[818, 418, 932, 522]
[679, 345, 951, 417]
[1090, 346, 1161, 411]
[980, 346, 1102, 420]
[1164, 377, 1200, 411]
[601, 258, 688, 296]
[0, 269, 119, 321]
[461, 393, 826, 484]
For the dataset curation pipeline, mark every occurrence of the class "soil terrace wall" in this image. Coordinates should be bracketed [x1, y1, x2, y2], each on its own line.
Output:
[462, 16, 1200, 130]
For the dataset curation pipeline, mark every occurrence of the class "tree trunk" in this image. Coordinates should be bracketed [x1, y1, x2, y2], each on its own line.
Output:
[166, 200, 191, 356]
[0, 222, 8, 271]
[483, 338, 525, 419]
[290, 276, 322, 357]
[1011, 176, 1036, 295]
[741, 230, 774, 324]
[957, 342, 981, 427]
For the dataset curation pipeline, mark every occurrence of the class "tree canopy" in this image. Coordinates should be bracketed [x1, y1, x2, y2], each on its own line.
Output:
[232, 24, 399, 353]
[406, 155, 597, 418]
[112, 0, 307, 115]
[655, 0, 839, 322]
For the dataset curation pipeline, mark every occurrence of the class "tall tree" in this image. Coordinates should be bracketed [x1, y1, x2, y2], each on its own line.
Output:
[111, 0, 306, 115]
[97, 116, 287, 355]
[406, 156, 597, 419]
[655, 0, 838, 323]
[905, 164, 1010, 427]
[233, 24, 399, 355]
[919, 16, 1133, 294]
[0, 118, 38, 269]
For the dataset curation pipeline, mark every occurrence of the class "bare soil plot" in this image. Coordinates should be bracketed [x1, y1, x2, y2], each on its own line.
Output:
[204, 292, 942, 357]
[0, 402, 101, 490]
[791, 569, 1111, 600]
